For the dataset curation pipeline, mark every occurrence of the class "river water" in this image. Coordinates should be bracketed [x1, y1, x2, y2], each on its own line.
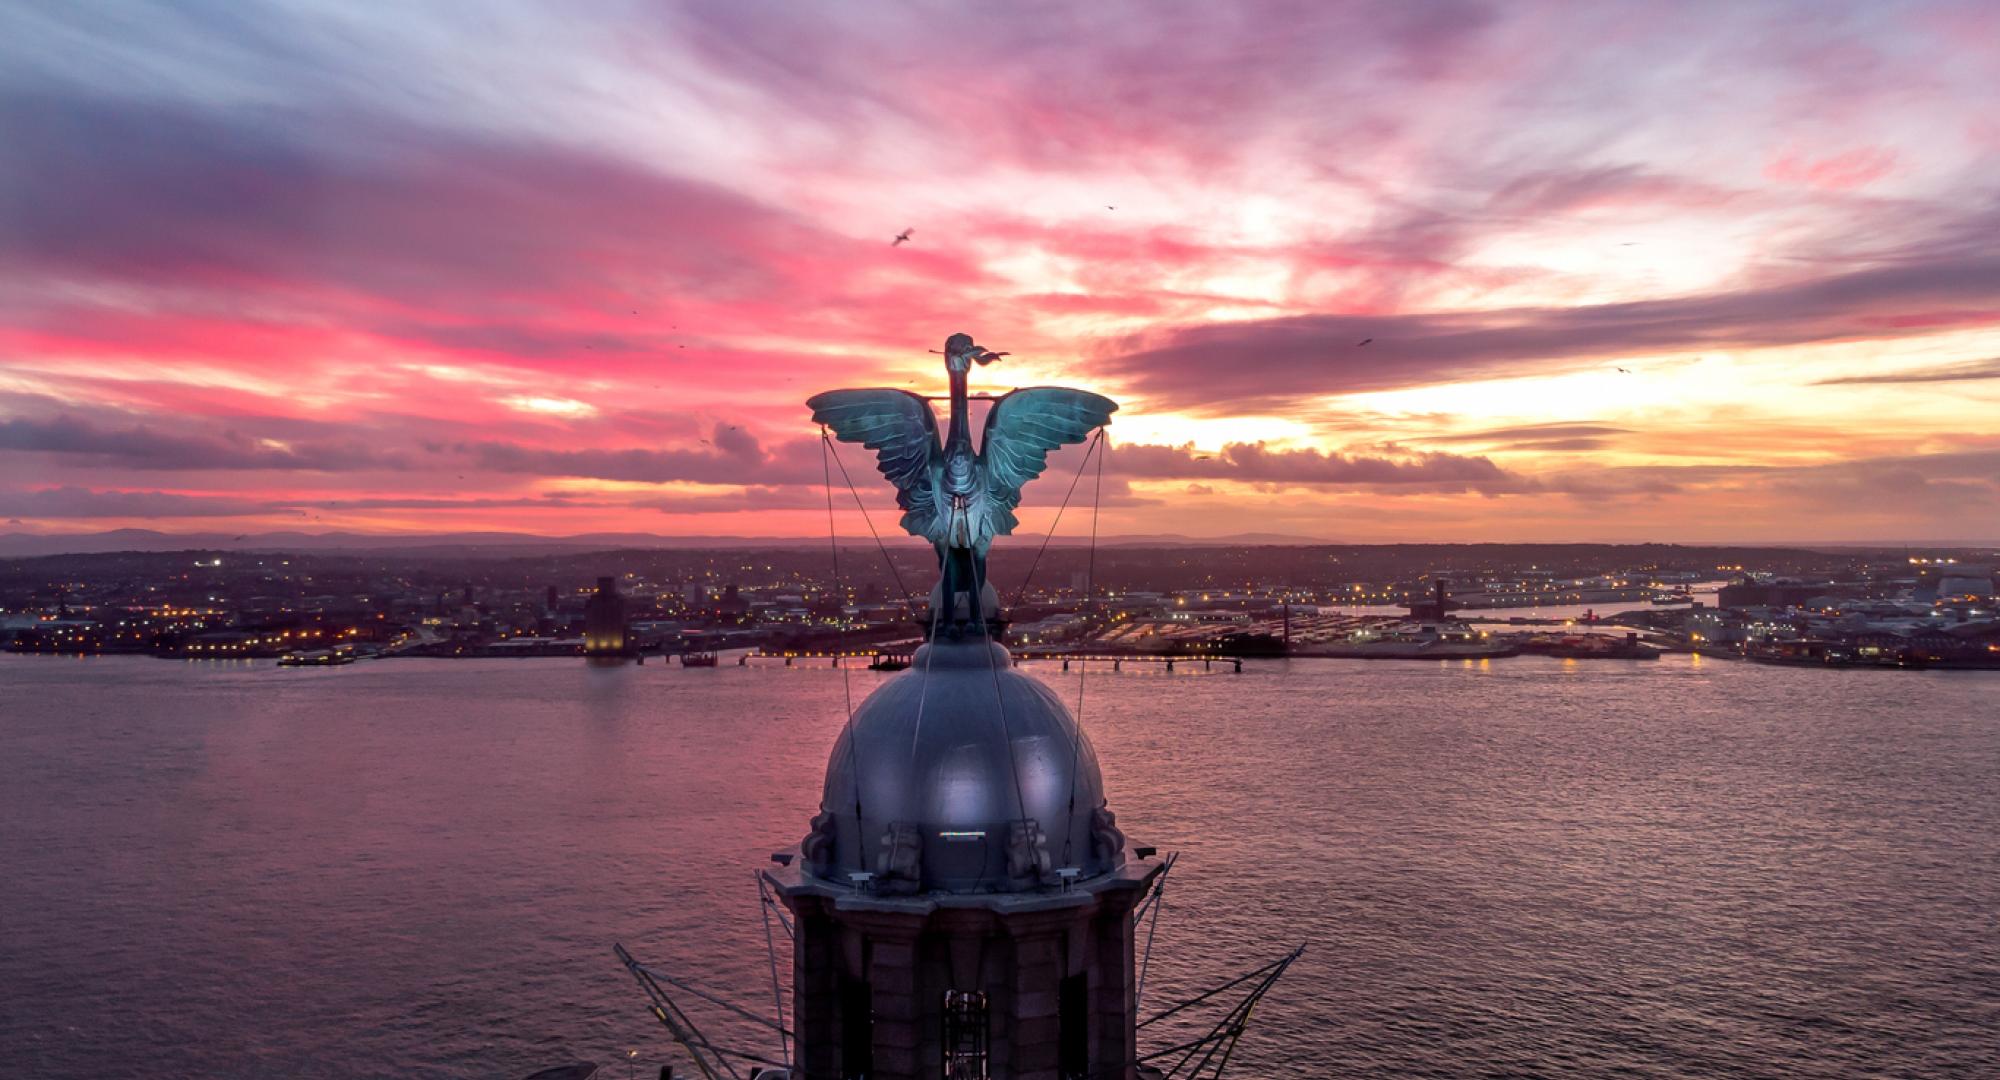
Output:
[2, 652, 1996, 1079]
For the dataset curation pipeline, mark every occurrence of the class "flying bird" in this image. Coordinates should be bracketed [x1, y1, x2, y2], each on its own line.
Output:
[1356, 338, 1373, 346]
[1616, 367, 1633, 374]
[892, 228, 913, 246]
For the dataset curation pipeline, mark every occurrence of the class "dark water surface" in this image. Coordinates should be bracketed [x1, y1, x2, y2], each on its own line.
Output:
[3, 652, 1996, 1078]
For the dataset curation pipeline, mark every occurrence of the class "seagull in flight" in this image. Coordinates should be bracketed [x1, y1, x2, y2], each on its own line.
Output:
[1616, 367, 1633, 374]
[1356, 338, 1373, 346]
[892, 228, 913, 246]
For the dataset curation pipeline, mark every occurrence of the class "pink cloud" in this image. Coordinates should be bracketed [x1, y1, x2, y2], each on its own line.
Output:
[4, 3, 2000, 542]
[1765, 146, 1899, 191]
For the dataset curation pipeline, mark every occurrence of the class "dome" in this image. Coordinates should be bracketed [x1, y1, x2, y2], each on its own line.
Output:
[803, 638, 1124, 894]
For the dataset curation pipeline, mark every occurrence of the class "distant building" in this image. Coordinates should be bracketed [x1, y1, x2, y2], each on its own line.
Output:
[583, 577, 630, 656]
[1408, 579, 1452, 621]
[1926, 565, 1995, 601]
[1719, 578, 1830, 610]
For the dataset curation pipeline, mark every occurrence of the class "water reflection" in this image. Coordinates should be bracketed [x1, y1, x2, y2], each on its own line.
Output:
[1, 654, 1995, 1078]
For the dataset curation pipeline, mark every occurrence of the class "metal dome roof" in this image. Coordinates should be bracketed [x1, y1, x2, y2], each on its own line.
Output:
[805, 637, 1123, 894]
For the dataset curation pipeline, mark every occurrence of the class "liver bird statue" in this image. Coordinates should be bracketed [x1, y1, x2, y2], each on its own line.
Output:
[809, 333, 1116, 629]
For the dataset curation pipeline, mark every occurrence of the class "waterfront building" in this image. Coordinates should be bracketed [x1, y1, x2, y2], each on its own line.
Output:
[1407, 578, 1453, 621]
[1718, 577, 1832, 610]
[582, 577, 630, 657]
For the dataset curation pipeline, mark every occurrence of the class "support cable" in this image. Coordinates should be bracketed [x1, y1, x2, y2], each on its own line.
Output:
[758, 881, 795, 940]
[904, 528, 949, 785]
[1008, 429, 1104, 609]
[755, 872, 791, 1067]
[616, 943, 743, 1080]
[633, 961, 792, 1037]
[1058, 429, 1108, 866]
[1159, 956, 1289, 1079]
[819, 430, 856, 721]
[1137, 946, 1301, 1031]
[1167, 955, 1295, 1079]
[820, 429, 866, 831]
[1135, 851, 1176, 1007]
[821, 433, 921, 618]
[970, 546, 1033, 830]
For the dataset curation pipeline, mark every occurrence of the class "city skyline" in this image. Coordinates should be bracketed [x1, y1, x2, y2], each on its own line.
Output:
[4, 2, 2000, 544]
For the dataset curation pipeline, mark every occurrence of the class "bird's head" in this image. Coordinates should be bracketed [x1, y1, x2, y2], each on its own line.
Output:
[942, 333, 1003, 374]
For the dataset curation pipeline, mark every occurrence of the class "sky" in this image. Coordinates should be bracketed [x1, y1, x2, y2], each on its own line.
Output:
[2, 0, 1998, 545]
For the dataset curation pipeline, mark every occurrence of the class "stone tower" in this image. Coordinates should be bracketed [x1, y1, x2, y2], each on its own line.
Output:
[776, 333, 1150, 1079]
[764, 634, 1161, 1080]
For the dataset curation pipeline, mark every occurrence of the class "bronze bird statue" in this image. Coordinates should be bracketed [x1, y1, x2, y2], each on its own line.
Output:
[809, 334, 1115, 627]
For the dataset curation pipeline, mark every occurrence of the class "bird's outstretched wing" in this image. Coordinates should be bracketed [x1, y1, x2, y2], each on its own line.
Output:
[807, 388, 946, 543]
[970, 386, 1117, 551]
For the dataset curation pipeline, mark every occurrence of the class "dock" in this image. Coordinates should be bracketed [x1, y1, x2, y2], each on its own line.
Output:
[742, 648, 1244, 672]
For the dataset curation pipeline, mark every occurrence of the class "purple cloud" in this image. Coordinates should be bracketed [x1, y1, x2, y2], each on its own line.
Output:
[0, 486, 274, 519]
[0, 413, 404, 471]
[1112, 441, 1511, 487]
[1104, 256, 2000, 411]
[1815, 357, 2000, 385]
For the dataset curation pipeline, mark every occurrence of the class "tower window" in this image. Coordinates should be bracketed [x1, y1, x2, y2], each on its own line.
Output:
[1059, 972, 1088, 1079]
[942, 990, 989, 1079]
[840, 975, 872, 1080]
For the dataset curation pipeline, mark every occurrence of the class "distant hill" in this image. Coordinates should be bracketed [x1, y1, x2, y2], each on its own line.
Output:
[0, 528, 1342, 558]
[5, 528, 1992, 560]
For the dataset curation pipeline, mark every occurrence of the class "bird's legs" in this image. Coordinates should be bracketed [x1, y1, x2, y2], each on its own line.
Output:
[927, 543, 999, 634]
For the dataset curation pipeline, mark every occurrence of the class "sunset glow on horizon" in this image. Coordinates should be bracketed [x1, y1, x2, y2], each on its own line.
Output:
[3, 1, 1998, 544]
